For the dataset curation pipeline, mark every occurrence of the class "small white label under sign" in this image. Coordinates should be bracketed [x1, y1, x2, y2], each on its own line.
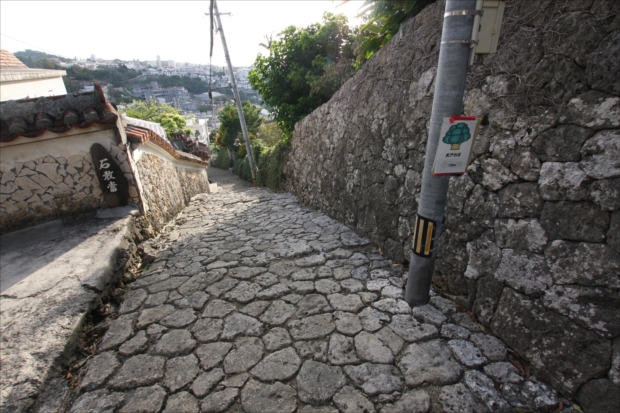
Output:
[432, 116, 479, 176]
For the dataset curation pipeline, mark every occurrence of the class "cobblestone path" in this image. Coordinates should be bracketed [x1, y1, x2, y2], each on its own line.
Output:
[67, 170, 562, 413]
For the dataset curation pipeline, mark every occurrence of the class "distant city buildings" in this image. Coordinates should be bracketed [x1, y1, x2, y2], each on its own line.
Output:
[132, 81, 189, 105]
[15, 50, 262, 127]
[47, 53, 252, 91]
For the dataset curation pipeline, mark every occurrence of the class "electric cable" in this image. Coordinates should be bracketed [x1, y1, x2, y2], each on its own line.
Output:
[0, 32, 67, 59]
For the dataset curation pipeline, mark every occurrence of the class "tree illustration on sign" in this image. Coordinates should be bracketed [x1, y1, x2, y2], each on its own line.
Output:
[442, 122, 471, 150]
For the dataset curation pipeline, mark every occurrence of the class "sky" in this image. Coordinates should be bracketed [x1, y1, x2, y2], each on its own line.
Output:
[0, 1, 365, 67]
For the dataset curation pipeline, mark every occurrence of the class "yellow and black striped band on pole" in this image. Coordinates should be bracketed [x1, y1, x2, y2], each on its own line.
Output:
[412, 214, 437, 257]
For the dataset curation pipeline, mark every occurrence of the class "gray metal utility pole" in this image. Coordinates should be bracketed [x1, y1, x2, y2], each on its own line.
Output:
[405, 0, 478, 306]
[211, 0, 258, 184]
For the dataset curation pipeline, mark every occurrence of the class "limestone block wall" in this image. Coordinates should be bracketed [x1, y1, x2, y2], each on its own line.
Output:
[0, 124, 209, 236]
[0, 152, 103, 233]
[0, 130, 140, 235]
[132, 152, 210, 233]
[109, 142, 141, 205]
[177, 165, 211, 206]
[0, 104, 209, 237]
[286, 0, 619, 400]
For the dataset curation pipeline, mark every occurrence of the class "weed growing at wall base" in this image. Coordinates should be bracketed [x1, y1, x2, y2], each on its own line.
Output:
[232, 156, 252, 182]
[213, 149, 231, 169]
[233, 140, 291, 191]
[257, 140, 291, 191]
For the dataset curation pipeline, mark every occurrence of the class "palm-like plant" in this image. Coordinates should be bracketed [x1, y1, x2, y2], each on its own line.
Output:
[259, 34, 274, 50]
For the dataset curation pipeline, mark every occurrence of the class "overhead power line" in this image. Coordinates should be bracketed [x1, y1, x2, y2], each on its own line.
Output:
[0, 32, 67, 58]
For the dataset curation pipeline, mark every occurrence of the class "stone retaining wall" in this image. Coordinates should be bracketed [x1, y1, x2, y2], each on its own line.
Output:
[0, 152, 103, 233]
[286, 0, 619, 403]
[132, 152, 210, 233]
[0, 129, 209, 236]
[0, 87, 142, 235]
[110, 141, 141, 205]
[0, 128, 140, 235]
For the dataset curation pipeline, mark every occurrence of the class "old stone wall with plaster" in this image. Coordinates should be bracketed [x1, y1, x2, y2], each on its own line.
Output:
[0, 129, 208, 236]
[0, 134, 140, 235]
[132, 152, 210, 233]
[0, 152, 103, 233]
[286, 0, 619, 401]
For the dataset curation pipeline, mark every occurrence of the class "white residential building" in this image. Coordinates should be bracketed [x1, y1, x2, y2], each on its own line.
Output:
[0, 49, 67, 101]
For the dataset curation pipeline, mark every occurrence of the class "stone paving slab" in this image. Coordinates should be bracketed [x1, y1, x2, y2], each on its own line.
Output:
[0, 211, 138, 413]
[63, 169, 570, 413]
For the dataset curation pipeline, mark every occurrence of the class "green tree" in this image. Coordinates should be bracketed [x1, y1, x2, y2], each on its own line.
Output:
[217, 101, 262, 151]
[66, 65, 93, 81]
[38, 59, 57, 69]
[345, 0, 436, 64]
[125, 100, 187, 136]
[257, 123, 284, 147]
[14, 49, 69, 68]
[63, 76, 77, 93]
[249, 13, 357, 136]
[198, 104, 213, 113]
[107, 87, 134, 104]
[65, 65, 140, 85]
[157, 75, 208, 94]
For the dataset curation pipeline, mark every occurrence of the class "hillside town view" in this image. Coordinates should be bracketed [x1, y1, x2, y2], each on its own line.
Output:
[1, 1, 619, 413]
[14, 49, 263, 144]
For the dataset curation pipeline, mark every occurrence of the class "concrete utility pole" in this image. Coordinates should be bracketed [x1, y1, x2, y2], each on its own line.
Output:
[405, 0, 478, 306]
[209, 0, 258, 185]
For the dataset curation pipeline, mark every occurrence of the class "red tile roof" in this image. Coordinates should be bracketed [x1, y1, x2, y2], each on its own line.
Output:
[0, 83, 117, 142]
[0, 49, 28, 69]
[123, 114, 167, 140]
[169, 132, 211, 161]
[126, 125, 209, 166]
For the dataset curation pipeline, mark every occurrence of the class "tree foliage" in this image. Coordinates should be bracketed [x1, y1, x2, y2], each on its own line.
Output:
[124, 100, 187, 136]
[158, 75, 208, 95]
[249, 13, 357, 136]
[256, 123, 285, 147]
[213, 148, 231, 169]
[346, 0, 436, 63]
[107, 87, 134, 104]
[237, 133, 258, 158]
[198, 104, 213, 113]
[14, 49, 70, 68]
[233, 138, 290, 191]
[217, 101, 262, 151]
[66, 65, 140, 84]
[256, 140, 290, 191]
[14, 51, 140, 90]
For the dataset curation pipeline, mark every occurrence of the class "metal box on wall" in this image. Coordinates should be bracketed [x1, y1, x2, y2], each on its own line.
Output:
[475, 0, 506, 54]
